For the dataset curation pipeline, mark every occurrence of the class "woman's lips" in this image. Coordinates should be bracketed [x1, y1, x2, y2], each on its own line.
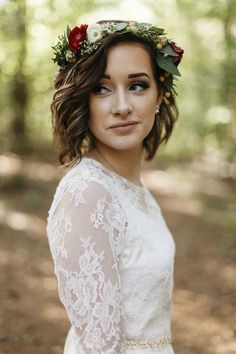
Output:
[109, 122, 140, 133]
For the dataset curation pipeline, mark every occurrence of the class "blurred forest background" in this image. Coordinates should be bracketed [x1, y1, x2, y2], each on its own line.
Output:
[0, 0, 236, 162]
[0, 1, 236, 354]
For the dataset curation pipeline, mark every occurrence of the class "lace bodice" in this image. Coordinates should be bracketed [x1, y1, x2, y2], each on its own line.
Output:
[46, 157, 176, 354]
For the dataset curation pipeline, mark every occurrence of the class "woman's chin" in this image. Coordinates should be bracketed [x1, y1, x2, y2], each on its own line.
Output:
[107, 143, 143, 153]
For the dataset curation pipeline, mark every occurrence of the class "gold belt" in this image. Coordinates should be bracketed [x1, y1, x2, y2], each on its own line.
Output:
[125, 334, 172, 350]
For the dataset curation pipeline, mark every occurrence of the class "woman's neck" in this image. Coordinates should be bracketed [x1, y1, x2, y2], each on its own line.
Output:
[84, 146, 144, 186]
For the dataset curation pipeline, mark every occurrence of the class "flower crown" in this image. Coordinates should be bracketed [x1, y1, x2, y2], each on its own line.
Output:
[52, 21, 184, 97]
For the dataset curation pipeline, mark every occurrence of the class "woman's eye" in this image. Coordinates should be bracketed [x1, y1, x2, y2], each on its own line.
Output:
[93, 85, 109, 95]
[129, 82, 150, 92]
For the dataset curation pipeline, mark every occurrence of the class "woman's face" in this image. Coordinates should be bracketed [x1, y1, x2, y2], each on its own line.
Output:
[88, 42, 162, 155]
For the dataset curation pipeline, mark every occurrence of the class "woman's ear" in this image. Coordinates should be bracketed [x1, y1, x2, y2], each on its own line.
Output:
[156, 90, 163, 106]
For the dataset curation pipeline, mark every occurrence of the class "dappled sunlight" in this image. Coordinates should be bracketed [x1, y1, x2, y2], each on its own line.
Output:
[161, 196, 203, 216]
[143, 165, 234, 199]
[0, 153, 59, 181]
[42, 276, 58, 291]
[0, 0, 235, 350]
[141, 165, 236, 353]
[42, 304, 68, 322]
[205, 259, 236, 291]
[173, 288, 236, 354]
[0, 248, 8, 266]
[0, 154, 235, 353]
[0, 201, 46, 236]
[0, 153, 22, 175]
[198, 146, 236, 180]
[142, 169, 194, 197]
[142, 165, 235, 226]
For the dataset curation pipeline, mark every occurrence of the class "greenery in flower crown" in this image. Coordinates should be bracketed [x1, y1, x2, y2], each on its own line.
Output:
[52, 21, 184, 97]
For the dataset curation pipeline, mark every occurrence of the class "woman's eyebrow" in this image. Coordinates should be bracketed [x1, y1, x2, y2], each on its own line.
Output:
[128, 72, 150, 79]
[102, 72, 150, 79]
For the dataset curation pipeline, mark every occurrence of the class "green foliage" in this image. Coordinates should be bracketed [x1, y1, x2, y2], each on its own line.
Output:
[145, 0, 236, 162]
[0, 0, 235, 164]
[156, 52, 181, 76]
[52, 32, 70, 67]
[0, 0, 112, 150]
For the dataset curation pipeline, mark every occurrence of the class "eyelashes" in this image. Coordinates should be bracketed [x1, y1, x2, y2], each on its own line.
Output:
[130, 81, 150, 91]
[92, 85, 109, 95]
[92, 81, 150, 95]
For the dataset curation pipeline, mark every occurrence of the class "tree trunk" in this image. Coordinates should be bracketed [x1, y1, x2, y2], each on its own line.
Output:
[10, 0, 29, 152]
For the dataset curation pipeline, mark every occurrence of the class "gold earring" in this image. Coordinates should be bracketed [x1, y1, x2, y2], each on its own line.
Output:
[155, 105, 160, 114]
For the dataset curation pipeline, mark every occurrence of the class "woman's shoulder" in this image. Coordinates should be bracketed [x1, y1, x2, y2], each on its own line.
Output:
[47, 157, 117, 217]
[60, 156, 114, 190]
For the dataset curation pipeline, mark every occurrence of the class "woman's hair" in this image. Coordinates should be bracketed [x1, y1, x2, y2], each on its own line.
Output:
[51, 30, 179, 168]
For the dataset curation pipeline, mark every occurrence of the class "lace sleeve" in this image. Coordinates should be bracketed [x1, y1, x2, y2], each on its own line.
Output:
[46, 176, 127, 354]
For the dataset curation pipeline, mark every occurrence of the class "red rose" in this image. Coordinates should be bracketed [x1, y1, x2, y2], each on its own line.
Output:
[68, 24, 88, 53]
[169, 42, 184, 66]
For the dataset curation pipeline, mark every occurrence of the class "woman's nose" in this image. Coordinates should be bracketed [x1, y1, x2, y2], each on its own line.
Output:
[111, 89, 133, 117]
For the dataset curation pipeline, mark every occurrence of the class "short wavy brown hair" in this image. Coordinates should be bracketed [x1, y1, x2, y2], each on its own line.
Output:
[51, 27, 179, 168]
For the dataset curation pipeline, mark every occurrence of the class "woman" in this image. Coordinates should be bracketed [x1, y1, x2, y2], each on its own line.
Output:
[47, 20, 184, 354]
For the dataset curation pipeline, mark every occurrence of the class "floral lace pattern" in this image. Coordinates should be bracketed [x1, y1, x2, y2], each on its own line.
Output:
[47, 157, 175, 354]
[56, 235, 123, 352]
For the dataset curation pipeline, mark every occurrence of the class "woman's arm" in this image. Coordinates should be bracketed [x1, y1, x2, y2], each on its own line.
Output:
[47, 178, 127, 353]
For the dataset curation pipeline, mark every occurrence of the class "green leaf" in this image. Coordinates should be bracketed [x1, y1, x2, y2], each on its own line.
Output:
[153, 27, 165, 34]
[163, 76, 173, 91]
[66, 25, 71, 40]
[160, 44, 178, 57]
[114, 22, 128, 31]
[154, 27, 165, 33]
[156, 53, 181, 76]
[163, 75, 173, 91]
[139, 22, 152, 27]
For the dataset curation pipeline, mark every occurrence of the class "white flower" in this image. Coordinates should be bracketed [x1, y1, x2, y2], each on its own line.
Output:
[65, 50, 76, 62]
[87, 23, 103, 43]
[127, 21, 138, 33]
[129, 25, 138, 33]
[158, 35, 168, 46]
[101, 22, 116, 34]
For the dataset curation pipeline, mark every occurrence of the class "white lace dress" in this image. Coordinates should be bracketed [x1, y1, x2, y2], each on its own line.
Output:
[46, 157, 176, 354]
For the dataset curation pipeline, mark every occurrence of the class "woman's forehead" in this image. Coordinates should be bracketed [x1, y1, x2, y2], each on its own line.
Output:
[105, 42, 153, 74]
